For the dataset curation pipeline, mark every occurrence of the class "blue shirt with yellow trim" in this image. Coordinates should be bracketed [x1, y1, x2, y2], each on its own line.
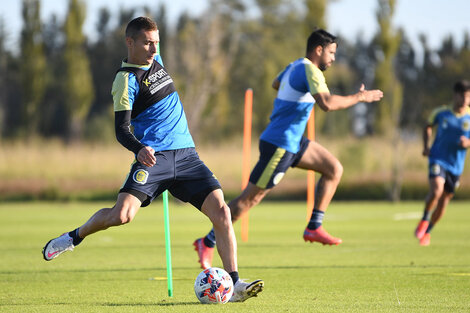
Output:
[111, 55, 194, 152]
[428, 105, 470, 175]
[260, 58, 329, 153]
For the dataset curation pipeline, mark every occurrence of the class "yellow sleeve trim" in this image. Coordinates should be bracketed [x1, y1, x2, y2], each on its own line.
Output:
[304, 59, 329, 95]
[427, 105, 448, 125]
[112, 72, 131, 112]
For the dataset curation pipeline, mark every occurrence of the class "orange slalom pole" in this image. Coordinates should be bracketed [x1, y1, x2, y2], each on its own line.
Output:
[306, 110, 315, 221]
[241, 88, 253, 242]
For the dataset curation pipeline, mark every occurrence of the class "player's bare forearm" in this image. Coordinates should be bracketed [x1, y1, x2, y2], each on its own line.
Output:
[422, 126, 432, 156]
[314, 85, 383, 112]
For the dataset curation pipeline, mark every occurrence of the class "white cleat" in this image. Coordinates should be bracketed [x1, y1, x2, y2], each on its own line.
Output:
[229, 279, 264, 302]
[42, 233, 74, 261]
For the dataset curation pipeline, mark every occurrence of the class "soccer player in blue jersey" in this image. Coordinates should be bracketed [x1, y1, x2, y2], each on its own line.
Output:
[194, 29, 383, 269]
[414, 80, 470, 246]
[42, 16, 263, 302]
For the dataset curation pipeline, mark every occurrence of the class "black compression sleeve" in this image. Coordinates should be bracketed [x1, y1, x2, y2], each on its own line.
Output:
[114, 110, 146, 155]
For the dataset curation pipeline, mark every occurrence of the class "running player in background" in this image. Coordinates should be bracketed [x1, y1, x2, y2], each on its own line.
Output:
[42, 16, 263, 302]
[194, 29, 383, 269]
[415, 80, 470, 246]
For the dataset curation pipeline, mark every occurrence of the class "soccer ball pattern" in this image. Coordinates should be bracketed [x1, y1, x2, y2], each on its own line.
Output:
[194, 267, 234, 304]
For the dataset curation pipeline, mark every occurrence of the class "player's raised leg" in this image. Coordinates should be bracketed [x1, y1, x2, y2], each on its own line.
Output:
[42, 193, 142, 261]
[297, 140, 343, 245]
[415, 176, 444, 239]
[420, 190, 453, 246]
[200, 189, 264, 302]
[194, 183, 270, 268]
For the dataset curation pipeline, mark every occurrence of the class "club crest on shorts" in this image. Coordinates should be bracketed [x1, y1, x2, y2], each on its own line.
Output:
[133, 169, 149, 184]
[431, 164, 440, 176]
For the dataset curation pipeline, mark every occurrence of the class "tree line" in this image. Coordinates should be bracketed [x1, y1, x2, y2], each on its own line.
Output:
[0, 0, 469, 143]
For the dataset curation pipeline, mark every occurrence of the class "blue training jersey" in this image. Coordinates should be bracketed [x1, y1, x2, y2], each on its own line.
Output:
[260, 58, 329, 153]
[111, 55, 194, 151]
[428, 105, 470, 176]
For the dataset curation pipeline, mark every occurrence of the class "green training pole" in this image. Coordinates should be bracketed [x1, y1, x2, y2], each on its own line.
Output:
[157, 40, 172, 297]
[162, 190, 173, 297]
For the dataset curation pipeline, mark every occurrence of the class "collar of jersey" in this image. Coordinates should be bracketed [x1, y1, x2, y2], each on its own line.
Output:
[121, 59, 152, 70]
[446, 104, 470, 117]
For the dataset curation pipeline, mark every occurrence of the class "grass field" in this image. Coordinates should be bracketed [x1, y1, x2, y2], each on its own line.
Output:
[1, 200, 470, 312]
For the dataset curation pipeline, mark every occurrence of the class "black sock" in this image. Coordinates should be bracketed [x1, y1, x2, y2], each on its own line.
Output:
[229, 271, 239, 284]
[425, 222, 434, 234]
[68, 228, 84, 246]
[203, 229, 216, 248]
[307, 209, 325, 230]
[422, 210, 431, 221]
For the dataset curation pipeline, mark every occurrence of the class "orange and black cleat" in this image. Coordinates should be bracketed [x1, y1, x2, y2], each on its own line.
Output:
[414, 220, 429, 240]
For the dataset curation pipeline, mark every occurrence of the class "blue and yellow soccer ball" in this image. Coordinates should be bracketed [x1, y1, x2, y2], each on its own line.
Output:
[194, 267, 233, 304]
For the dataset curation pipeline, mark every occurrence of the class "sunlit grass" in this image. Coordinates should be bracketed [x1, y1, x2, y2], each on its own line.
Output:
[1, 200, 469, 312]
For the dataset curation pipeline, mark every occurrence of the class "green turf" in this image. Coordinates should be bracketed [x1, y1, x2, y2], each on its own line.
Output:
[1, 200, 469, 312]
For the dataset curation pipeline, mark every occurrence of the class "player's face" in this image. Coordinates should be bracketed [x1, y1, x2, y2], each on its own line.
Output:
[127, 29, 159, 65]
[318, 43, 337, 71]
[455, 90, 470, 108]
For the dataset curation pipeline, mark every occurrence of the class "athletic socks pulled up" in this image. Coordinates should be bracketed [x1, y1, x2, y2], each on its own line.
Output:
[229, 271, 239, 284]
[68, 228, 84, 246]
[307, 209, 325, 230]
[204, 229, 216, 248]
[422, 210, 431, 221]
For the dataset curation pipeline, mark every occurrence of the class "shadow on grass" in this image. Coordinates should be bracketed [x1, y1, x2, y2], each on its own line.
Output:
[103, 301, 200, 307]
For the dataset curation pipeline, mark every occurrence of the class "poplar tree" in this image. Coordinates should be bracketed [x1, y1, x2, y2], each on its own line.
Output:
[0, 19, 6, 137]
[373, 0, 402, 135]
[20, 0, 46, 136]
[63, 0, 94, 141]
[373, 0, 403, 201]
[304, 0, 326, 32]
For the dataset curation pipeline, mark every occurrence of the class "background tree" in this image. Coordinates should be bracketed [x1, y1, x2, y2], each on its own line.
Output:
[373, 0, 403, 201]
[19, 0, 47, 137]
[169, 0, 241, 140]
[62, 0, 94, 141]
[41, 14, 67, 137]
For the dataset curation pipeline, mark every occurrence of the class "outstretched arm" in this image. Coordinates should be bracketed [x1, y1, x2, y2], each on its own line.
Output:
[422, 125, 432, 156]
[313, 84, 383, 112]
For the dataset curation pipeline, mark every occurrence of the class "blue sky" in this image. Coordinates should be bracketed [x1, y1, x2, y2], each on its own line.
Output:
[1, 0, 469, 53]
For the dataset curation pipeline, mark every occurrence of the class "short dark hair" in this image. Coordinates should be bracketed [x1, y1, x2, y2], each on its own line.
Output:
[306, 29, 337, 55]
[125, 16, 158, 39]
[453, 80, 470, 94]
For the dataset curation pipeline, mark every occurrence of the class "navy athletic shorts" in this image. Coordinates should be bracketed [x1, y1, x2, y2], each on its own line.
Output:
[429, 163, 460, 193]
[120, 148, 221, 209]
[249, 136, 310, 189]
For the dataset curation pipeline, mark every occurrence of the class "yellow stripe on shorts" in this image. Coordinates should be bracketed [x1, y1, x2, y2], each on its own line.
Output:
[120, 159, 138, 189]
[256, 147, 286, 188]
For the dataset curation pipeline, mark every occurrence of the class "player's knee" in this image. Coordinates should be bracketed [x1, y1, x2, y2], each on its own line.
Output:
[241, 195, 262, 210]
[210, 205, 232, 228]
[430, 186, 444, 199]
[109, 203, 135, 226]
[331, 160, 343, 182]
